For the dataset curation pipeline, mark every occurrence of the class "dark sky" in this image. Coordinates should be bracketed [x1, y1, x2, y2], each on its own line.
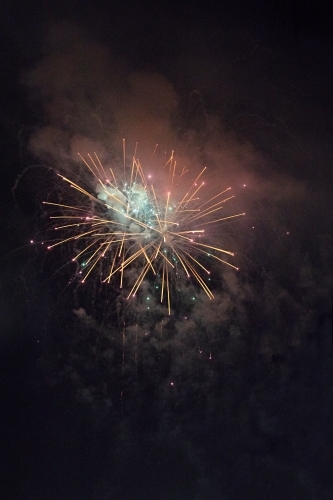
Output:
[1, 1, 332, 499]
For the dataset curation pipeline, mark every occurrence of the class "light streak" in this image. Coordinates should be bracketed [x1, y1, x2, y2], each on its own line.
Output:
[44, 149, 244, 314]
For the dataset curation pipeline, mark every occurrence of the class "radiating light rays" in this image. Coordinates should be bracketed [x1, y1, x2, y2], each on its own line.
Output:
[44, 149, 245, 314]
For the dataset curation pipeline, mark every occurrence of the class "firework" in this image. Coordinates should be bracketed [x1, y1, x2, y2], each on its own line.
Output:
[44, 148, 244, 314]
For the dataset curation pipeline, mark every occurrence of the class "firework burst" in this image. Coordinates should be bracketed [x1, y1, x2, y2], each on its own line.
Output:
[44, 147, 244, 314]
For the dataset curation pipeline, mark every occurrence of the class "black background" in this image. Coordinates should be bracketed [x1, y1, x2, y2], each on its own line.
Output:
[1, 1, 332, 499]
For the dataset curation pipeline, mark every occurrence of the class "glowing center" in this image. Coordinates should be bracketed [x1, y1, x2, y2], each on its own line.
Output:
[163, 232, 174, 246]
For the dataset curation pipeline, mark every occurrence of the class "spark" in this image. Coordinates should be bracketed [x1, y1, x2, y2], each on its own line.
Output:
[44, 148, 244, 314]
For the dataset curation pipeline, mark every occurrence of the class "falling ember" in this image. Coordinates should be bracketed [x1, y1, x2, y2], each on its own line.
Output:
[43, 148, 244, 314]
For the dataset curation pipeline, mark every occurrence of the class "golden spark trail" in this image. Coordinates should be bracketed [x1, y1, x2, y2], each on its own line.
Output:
[43, 151, 244, 313]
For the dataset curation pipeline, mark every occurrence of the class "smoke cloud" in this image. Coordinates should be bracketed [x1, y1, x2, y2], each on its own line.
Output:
[3, 8, 332, 498]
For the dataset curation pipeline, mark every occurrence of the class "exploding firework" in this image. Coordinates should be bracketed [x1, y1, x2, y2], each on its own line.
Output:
[43, 146, 244, 314]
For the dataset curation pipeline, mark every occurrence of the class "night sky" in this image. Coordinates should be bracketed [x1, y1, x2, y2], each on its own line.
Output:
[1, 1, 332, 499]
